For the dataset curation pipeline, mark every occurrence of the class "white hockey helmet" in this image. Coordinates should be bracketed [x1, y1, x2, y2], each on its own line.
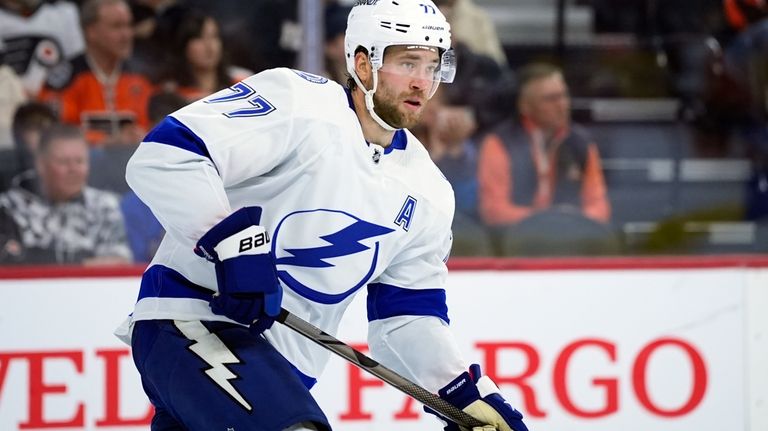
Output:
[344, 0, 456, 130]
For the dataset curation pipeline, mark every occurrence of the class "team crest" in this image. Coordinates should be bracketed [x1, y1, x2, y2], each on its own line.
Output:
[272, 209, 393, 303]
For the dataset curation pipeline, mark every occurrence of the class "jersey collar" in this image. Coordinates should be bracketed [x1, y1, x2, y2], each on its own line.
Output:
[385, 129, 407, 154]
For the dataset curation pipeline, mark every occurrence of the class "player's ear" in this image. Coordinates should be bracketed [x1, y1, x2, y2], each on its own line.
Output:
[354, 51, 372, 87]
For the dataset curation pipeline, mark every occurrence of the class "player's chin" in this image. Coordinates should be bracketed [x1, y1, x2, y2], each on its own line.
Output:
[399, 106, 424, 127]
[398, 112, 423, 129]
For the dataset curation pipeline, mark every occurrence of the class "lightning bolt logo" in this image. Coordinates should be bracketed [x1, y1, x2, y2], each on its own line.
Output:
[275, 219, 394, 268]
[174, 321, 251, 411]
[271, 210, 397, 304]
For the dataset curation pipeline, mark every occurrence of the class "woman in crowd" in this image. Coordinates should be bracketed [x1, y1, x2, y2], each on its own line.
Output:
[159, 7, 249, 101]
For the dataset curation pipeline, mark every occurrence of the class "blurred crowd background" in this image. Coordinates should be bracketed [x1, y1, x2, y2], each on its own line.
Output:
[1, 0, 767, 266]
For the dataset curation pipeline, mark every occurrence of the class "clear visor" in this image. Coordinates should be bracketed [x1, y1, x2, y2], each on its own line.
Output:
[377, 47, 457, 84]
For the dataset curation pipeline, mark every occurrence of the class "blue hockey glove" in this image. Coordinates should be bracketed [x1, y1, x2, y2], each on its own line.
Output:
[427, 364, 529, 431]
[195, 207, 282, 334]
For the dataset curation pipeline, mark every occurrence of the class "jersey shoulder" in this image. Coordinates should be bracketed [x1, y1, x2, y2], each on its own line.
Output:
[271, 68, 351, 121]
[241, 68, 346, 107]
[173, 68, 348, 131]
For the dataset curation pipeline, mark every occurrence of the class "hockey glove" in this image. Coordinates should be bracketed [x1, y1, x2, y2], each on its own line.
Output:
[427, 364, 529, 431]
[195, 206, 282, 334]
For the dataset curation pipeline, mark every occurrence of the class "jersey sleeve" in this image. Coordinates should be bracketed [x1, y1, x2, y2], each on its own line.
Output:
[125, 69, 298, 247]
[368, 178, 454, 318]
[368, 314, 467, 392]
[367, 224, 453, 322]
[366, 208, 466, 391]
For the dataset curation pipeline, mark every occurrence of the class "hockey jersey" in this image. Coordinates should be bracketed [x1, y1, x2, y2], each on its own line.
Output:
[119, 68, 467, 391]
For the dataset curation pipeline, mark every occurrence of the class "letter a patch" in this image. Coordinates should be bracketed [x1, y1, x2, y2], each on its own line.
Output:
[394, 195, 417, 231]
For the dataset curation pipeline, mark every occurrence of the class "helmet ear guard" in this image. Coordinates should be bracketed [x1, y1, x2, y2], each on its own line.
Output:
[344, 0, 455, 130]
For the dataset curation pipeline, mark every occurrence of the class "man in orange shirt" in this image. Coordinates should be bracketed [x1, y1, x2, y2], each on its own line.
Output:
[39, 0, 153, 146]
[478, 62, 610, 227]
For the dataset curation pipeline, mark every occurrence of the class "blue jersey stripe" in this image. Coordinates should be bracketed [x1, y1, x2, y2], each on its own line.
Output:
[383, 129, 407, 154]
[344, 88, 355, 111]
[144, 116, 213, 160]
[288, 362, 318, 389]
[366, 283, 449, 323]
[138, 265, 214, 302]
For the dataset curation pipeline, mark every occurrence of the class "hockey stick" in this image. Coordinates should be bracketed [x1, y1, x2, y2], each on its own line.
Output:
[275, 307, 487, 429]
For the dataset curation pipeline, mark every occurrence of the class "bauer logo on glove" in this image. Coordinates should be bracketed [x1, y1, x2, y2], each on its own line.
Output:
[428, 363, 529, 431]
[237, 230, 270, 253]
[195, 207, 283, 334]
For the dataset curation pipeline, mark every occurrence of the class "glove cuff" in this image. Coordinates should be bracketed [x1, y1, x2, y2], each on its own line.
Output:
[196, 206, 264, 261]
[438, 370, 481, 410]
[475, 375, 502, 398]
[438, 364, 503, 410]
[214, 225, 270, 260]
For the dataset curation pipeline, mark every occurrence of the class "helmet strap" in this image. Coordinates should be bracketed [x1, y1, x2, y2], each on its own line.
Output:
[353, 67, 398, 132]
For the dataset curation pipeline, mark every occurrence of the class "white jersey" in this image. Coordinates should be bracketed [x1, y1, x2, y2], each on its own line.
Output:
[120, 68, 467, 391]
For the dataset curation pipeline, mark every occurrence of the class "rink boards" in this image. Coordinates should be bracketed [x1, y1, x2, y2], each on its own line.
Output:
[0, 261, 766, 431]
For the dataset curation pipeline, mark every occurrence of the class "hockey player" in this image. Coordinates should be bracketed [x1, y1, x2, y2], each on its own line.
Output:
[117, 1, 530, 430]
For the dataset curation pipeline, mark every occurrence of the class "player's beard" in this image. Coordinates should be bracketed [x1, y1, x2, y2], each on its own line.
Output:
[373, 86, 424, 130]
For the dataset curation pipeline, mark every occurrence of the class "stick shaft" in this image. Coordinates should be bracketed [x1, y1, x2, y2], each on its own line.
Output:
[275, 308, 485, 429]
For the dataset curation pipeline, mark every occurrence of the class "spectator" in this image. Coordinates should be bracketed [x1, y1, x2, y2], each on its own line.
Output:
[1, 102, 57, 191]
[89, 90, 185, 195]
[119, 189, 161, 262]
[421, 87, 492, 256]
[433, 0, 507, 66]
[118, 91, 185, 262]
[415, 46, 511, 256]
[0, 124, 132, 265]
[158, 7, 249, 102]
[12, 102, 57, 170]
[87, 138, 136, 194]
[145, 89, 186, 126]
[744, 127, 768, 221]
[0, 204, 22, 262]
[0, 0, 85, 97]
[716, 1, 768, 219]
[722, 0, 768, 117]
[128, 0, 179, 78]
[416, 44, 510, 219]
[130, 0, 174, 36]
[323, 3, 351, 84]
[478, 63, 611, 227]
[0, 39, 27, 150]
[422, 87, 480, 220]
[184, 0, 298, 73]
[724, 0, 768, 33]
[446, 42, 513, 136]
[38, 0, 154, 146]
